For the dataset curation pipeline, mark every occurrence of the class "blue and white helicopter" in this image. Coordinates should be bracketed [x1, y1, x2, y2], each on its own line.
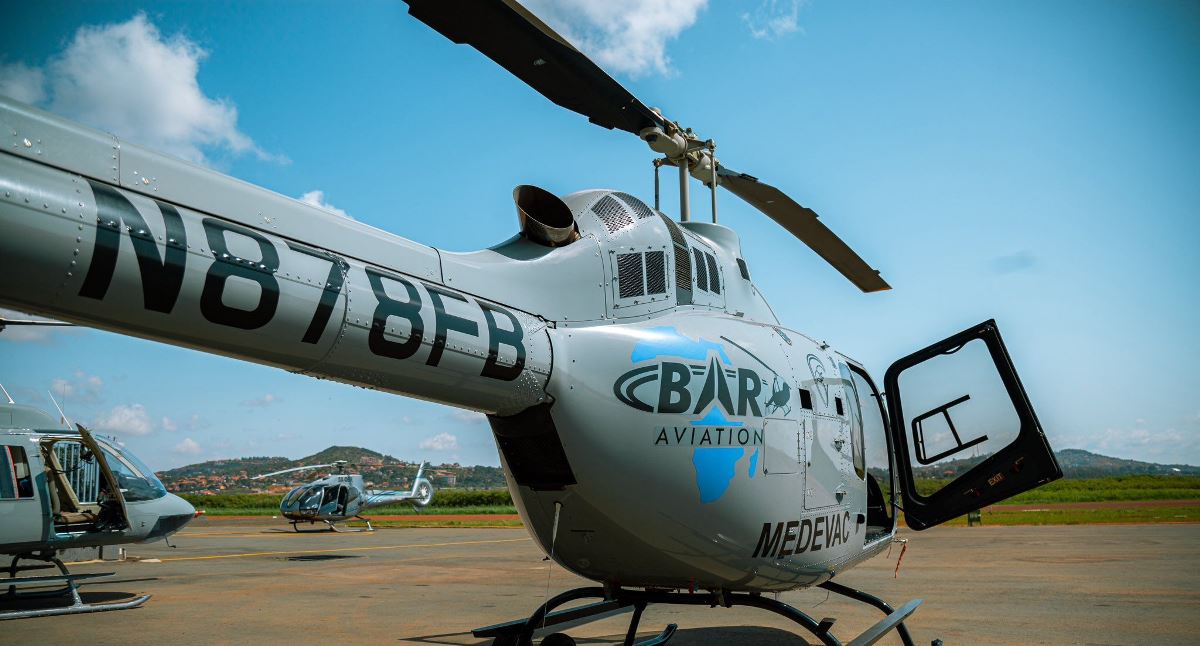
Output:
[252, 460, 435, 531]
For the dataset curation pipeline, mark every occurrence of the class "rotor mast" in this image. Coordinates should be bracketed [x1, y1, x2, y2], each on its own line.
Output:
[638, 119, 719, 224]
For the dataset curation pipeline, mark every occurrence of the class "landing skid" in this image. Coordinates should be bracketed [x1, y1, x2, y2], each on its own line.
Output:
[473, 581, 923, 646]
[1, 553, 149, 620]
[289, 517, 375, 533]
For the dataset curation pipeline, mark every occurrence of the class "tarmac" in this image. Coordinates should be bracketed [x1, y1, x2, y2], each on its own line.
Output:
[2, 519, 1197, 645]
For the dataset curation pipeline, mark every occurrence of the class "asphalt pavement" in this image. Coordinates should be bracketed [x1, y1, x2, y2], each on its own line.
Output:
[2, 519, 1196, 645]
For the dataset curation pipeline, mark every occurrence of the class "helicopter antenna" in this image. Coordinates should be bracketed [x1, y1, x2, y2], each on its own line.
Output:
[47, 389, 73, 429]
[0, 383, 13, 405]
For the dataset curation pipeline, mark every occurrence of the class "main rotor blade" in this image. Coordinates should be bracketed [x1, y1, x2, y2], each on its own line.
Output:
[402, 0, 889, 293]
[403, 0, 664, 135]
[252, 464, 337, 480]
[717, 166, 891, 293]
[0, 318, 73, 326]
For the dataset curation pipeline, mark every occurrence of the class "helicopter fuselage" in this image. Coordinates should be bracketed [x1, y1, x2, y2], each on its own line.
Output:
[0, 405, 197, 556]
[0, 97, 1054, 595]
[277, 471, 433, 523]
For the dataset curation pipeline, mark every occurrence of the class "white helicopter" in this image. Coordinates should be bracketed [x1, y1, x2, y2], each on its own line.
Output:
[251, 459, 434, 531]
[0, 387, 197, 619]
[0, 1, 1062, 643]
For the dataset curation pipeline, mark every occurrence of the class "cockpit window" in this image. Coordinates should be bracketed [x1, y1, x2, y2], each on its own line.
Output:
[100, 447, 167, 502]
[283, 487, 306, 506]
[1, 445, 34, 499]
[299, 487, 323, 509]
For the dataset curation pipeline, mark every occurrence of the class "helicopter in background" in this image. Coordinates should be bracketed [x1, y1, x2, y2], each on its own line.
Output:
[252, 459, 434, 531]
[0, 393, 197, 619]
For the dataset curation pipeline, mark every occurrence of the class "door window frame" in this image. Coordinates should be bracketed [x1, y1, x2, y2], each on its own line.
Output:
[883, 320, 1062, 530]
[844, 362, 897, 537]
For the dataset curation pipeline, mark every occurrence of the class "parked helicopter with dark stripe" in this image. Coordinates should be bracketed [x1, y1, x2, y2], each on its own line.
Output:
[252, 460, 434, 532]
[0, 1, 1061, 642]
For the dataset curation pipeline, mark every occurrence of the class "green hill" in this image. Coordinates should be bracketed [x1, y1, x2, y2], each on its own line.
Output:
[160, 445, 1196, 495]
[911, 448, 1199, 480]
[299, 445, 396, 465]
[1053, 448, 1198, 477]
[157, 446, 508, 493]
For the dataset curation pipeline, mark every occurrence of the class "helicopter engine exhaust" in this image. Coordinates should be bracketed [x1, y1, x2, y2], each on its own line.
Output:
[514, 185, 576, 247]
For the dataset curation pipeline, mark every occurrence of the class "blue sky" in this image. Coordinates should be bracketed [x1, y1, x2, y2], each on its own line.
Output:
[1, 1, 1197, 470]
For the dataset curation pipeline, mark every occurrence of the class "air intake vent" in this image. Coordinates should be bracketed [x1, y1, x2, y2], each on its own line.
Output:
[645, 251, 666, 295]
[706, 253, 721, 294]
[737, 257, 751, 280]
[658, 214, 691, 302]
[592, 195, 633, 234]
[615, 192, 654, 220]
[659, 213, 686, 248]
[693, 247, 708, 292]
[617, 253, 645, 298]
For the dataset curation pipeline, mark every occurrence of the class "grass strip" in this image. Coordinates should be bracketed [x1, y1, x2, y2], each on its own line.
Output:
[348, 519, 525, 528]
[938, 505, 1200, 526]
[195, 504, 517, 517]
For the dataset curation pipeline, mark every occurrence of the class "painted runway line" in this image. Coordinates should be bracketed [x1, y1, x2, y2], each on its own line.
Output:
[159, 537, 531, 562]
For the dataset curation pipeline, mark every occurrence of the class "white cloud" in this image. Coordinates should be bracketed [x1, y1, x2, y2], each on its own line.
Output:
[161, 416, 178, 432]
[14, 14, 280, 166]
[298, 190, 352, 219]
[742, 0, 806, 40]
[173, 437, 202, 455]
[1072, 420, 1199, 465]
[447, 410, 485, 425]
[241, 393, 281, 408]
[93, 403, 154, 436]
[0, 61, 46, 104]
[420, 433, 460, 451]
[524, 0, 707, 77]
[49, 371, 104, 404]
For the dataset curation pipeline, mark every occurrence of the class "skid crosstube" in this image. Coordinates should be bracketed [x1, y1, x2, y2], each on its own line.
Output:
[472, 581, 923, 646]
[2, 554, 151, 620]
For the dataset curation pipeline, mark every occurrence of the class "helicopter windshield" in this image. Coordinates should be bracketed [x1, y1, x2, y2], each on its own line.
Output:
[298, 487, 324, 510]
[283, 486, 306, 507]
[99, 445, 167, 502]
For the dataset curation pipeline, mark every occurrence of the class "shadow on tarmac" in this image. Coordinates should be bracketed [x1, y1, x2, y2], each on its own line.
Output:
[0, 588, 147, 613]
[400, 626, 818, 645]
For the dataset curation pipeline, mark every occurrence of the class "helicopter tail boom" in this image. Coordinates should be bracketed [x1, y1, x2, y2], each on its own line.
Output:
[0, 97, 550, 416]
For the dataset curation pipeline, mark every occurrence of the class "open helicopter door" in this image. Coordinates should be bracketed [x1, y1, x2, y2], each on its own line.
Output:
[883, 320, 1060, 530]
[75, 424, 130, 531]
